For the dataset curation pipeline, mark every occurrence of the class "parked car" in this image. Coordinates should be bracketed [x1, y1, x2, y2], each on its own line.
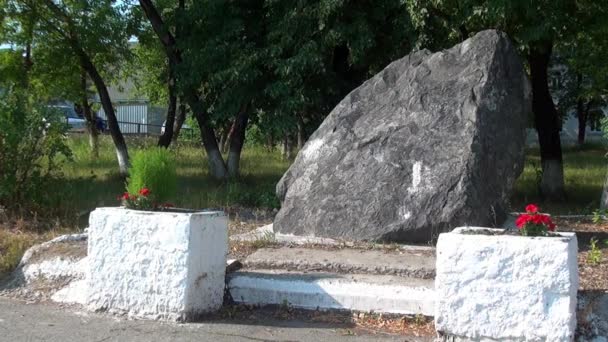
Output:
[48, 105, 107, 133]
[48, 105, 86, 132]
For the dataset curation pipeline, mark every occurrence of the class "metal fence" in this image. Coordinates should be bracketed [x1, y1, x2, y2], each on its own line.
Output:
[67, 118, 196, 139]
[97, 102, 165, 134]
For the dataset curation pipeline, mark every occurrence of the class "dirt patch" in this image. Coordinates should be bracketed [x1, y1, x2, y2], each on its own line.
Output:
[224, 206, 275, 237]
[209, 304, 435, 338]
[229, 230, 281, 261]
[555, 217, 608, 233]
[459, 228, 563, 237]
[0, 277, 75, 304]
[578, 249, 608, 291]
[553, 217, 608, 292]
[228, 237, 436, 262]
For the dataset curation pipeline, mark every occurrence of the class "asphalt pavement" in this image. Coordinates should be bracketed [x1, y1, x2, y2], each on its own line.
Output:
[0, 298, 430, 342]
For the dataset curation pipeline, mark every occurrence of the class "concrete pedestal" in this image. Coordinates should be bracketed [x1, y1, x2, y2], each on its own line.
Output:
[87, 208, 228, 321]
[435, 227, 578, 341]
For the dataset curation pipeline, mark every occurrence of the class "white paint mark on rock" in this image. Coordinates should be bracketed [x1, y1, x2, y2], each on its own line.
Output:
[399, 207, 412, 220]
[301, 138, 324, 160]
[408, 161, 422, 193]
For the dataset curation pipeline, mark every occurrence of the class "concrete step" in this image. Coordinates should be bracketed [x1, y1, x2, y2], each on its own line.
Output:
[227, 269, 436, 316]
[243, 247, 436, 279]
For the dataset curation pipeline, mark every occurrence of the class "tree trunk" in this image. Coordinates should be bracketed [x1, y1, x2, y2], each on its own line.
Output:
[158, 79, 176, 148]
[40, 0, 129, 175]
[139, 0, 227, 179]
[528, 41, 565, 201]
[222, 121, 236, 154]
[601, 172, 608, 210]
[227, 104, 250, 178]
[172, 100, 187, 142]
[297, 114, 305, 150]
[186, 94, 228, 179]
[267, 134, 275, 151]
[79, 68, 98, 158]
[22, 41, 33, 88]
[282, 133, 294, 160]
[576, 99, 588, 146]
[79, 53, 129, 175]
[219, 125, 230, 154]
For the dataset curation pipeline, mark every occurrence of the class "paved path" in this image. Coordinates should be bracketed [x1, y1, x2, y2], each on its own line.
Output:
[0, 298, 430, 342]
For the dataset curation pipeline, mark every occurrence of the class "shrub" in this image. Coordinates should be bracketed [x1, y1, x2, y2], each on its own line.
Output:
[0, 90, 71, 213]
[126, 148, 177, 205]
[587, 237, 603, 265]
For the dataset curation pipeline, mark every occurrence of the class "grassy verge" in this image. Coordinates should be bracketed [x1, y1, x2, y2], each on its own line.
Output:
[1, 136, 607, 279]
[513, 144, 606, 214]
[54, 136, 608, 221]
[53, 135, 290, 227]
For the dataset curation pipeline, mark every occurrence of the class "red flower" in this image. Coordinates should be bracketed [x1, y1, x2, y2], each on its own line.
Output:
[525, 204, 539, 214]
[117, 192, 130, 201]
[532, 214, 545, 225]
[515, 214, 531, 228]
[139, 188, 150, 197]
[516, 205, 557, 233]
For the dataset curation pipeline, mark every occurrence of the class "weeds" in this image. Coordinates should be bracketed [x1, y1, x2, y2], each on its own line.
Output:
[414, 313, 426, 326]
[587, 237, 604, 265]
[0, 230, 53, 277]
[592, 209, 607, 224]
[250, 231, 277, 249]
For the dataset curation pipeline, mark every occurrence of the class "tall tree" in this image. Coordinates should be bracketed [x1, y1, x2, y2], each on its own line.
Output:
[262, 0, 416, 149]
[7, 0, 135, 175]
[136, 0, 268, 178]
[127, 5, 181, 147]
[137, 0, 226, 178]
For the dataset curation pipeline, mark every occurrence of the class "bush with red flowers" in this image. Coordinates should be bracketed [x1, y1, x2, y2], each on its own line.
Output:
[118, 187, 154, 210]
[515, 204, 556, 236]
[118, 187, 175, 210]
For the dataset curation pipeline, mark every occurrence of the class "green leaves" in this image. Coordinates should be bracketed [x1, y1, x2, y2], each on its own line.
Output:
[0, 89, 72, 210]
[126, 148, 177, 204]
[1, 0, 134, 103]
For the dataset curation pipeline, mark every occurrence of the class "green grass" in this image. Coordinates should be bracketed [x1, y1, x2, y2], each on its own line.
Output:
[50, 135, 608, 227]
[512, 144, 606, 214]
[0, 230, 54, 277]
[1, 136, 606, 279]
[58, 135, 289, 226]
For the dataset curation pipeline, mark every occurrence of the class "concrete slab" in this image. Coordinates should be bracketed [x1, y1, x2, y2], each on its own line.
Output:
[243, 247, 435, 279]
[231, 224, 340, 245]
[230, 224, 275, 242]
[228, 270, 435, 316]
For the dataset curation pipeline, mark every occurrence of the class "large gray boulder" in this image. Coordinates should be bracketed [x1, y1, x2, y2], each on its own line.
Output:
[274, 30, 531, 243]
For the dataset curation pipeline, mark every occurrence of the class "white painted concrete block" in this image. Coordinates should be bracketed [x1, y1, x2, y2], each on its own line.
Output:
[87, 208, 228, 321]
[435, 227, 578, 341]
[229, 271, 435, 315]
